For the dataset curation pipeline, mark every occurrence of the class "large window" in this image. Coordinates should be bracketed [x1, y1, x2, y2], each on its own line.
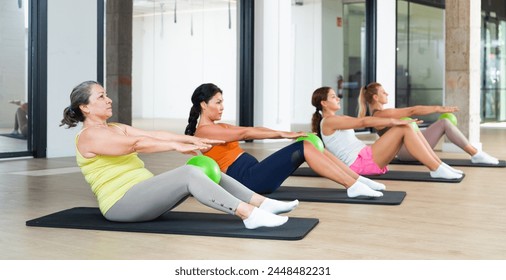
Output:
[131, 0, 238, 133]
[0, 0, 30, 155]
[342, 1, 366, 117]
[291, 0, 370, 126]
[482, 14, 506, 122]
[396, 0, 445, 123]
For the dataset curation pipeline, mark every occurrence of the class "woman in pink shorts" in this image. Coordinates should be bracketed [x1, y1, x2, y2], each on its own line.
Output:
[310, 86, 462, 179]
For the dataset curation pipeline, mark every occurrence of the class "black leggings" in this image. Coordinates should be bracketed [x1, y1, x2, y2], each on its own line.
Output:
[226, 141, 305, 194]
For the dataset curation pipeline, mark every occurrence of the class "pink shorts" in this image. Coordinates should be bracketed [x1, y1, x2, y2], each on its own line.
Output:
[349, 146, 388, 175]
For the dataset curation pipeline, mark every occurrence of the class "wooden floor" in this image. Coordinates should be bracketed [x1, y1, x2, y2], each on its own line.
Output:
[1, 127, 505, 260]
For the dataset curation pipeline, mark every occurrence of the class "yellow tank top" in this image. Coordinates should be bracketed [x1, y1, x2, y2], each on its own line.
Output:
[75, 125, 154, 215]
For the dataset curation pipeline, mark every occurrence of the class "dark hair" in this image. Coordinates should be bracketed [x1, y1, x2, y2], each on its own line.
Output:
[184, 83, 223, 135]
[60, 80, 101, 128]
[311, 86, 332, 138]
[358, 82, 382, 118]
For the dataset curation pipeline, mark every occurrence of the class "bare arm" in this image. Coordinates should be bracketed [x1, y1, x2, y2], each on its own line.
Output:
[195, 123, 306, 142]
[373, 105, 458, 118]
[77, 126, 211, 158]
[116, 123, 224, 146]
[322, 115, 417, 135]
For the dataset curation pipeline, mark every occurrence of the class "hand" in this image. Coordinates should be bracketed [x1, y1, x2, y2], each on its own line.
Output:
[280, 131, 307, 139]
[174, 143, 208, 156]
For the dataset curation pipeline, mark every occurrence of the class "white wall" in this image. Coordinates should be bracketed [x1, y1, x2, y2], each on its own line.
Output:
[254, 0, 294, 131]
[322, 0, 343, 91]
[46, 0, 97, 157]
[132, 5, 237, 122]
[291, 0, 322, 125]
[376, 0, 397, 108]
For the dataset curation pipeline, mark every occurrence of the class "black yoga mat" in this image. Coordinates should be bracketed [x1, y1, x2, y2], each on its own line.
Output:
[292, 167, 464, 183]
[26, 207, 318, 241]
[266, 186, 406, 205]
[389, 158, 506, 168]
[0, 133, 26, 140]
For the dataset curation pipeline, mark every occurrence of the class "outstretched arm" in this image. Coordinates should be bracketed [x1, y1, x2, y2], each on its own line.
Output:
[117, 123, 223, 147]
[77, 125, 213, 158]
[374, 105, 458, 118]
[322, 115, 418, 133]
[195, 123, 306, 142]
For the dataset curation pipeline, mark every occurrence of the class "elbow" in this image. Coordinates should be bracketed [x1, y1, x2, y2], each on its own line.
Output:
[131, 136, 150, 153]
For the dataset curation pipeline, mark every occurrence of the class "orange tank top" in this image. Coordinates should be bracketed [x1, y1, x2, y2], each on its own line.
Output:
[203, 141, 244, 172]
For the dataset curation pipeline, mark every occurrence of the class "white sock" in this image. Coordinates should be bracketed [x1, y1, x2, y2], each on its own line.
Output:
[442, 162, 464, 174]
[259, 198, 299, 214]
[430, 164, 462, 179]
[358, 176, 386, 191]
[243, 207, 289, 229]
[471, 151, 499, 165]
[347, 181, 383, 198]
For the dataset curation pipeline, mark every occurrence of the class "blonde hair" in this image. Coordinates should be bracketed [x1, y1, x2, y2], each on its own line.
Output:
[357, 82, 382, 118]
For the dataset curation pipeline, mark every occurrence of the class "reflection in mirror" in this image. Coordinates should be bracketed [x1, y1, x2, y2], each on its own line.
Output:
[0, 0, 29, 154]
[292, 0, 366, 133]
[396, 1, 445, 123]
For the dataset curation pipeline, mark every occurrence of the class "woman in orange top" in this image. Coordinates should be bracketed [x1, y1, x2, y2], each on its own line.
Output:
[185, 83, 386, 198]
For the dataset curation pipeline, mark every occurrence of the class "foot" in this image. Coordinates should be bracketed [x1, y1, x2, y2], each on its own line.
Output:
[471, 151, 499, 165]
[442, 162, 464, 174]
[347, 181, 383, 198]
[358, 176, 386, 191]
[259, 198, 299, 214]
[243, 207, 289, 229]
[10, 130, 20, 135]
[430, 164, 462, 179]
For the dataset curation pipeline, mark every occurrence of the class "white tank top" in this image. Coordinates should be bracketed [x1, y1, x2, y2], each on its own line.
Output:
[320, 119, 366, 166]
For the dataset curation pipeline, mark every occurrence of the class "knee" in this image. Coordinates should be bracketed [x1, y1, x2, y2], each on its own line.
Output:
[393, 125, 412, 134]
[183, 165, 207, 179]
[439, 118, 452, 129]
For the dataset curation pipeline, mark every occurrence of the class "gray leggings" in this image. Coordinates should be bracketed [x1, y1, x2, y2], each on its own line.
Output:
[397, 118, 470, 161]
[104, 165, 255, 222]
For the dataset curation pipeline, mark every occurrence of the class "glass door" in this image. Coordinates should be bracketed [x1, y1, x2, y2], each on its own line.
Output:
[481, 15, 506, 122]
[0, 0, 30, 156]
[342, 1, 366, 117]
[396, 0, 445, 123]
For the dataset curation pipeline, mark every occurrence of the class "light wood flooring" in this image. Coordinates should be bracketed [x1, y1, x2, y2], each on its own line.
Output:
[1, 127, 505, 260]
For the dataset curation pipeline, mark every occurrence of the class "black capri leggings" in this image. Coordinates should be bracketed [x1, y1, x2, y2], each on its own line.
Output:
[226, 141, 305, 194]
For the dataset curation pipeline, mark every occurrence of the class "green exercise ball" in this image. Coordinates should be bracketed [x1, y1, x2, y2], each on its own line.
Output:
[400, 117, 420, 132]
[439, 112, 458, 126]
[297, 133, 325, 152]
[186, 155, 222, 184]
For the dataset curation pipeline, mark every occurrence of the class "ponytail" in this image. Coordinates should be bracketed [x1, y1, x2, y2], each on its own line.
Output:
[357, 86, 368, 118]
[311, 110, 323, 139]
[184, 105, 201, 136]
[60, 106, 85, 128]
